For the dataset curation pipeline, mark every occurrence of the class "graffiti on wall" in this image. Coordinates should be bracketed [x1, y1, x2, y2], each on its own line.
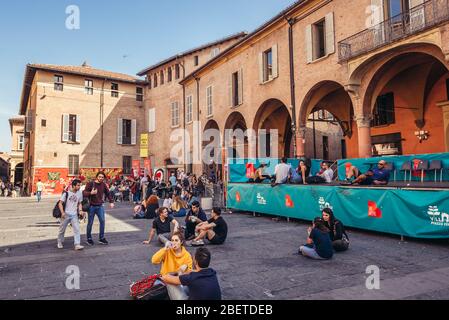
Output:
[79, 168, 123, 182]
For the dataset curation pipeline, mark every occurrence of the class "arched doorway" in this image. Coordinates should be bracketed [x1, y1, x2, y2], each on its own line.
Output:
[202, 120, 221, 180]
[14, 163, 24, 185]
[224, 111, 249, 162]
[253, 99, 293, 158]
[299, 81, 354, 159]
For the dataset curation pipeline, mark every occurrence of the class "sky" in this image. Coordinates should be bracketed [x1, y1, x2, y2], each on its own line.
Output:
[0, 0, 295, 152]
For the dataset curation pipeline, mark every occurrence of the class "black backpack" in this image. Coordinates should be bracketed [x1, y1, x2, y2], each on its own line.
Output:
[53, 191, 68, 219]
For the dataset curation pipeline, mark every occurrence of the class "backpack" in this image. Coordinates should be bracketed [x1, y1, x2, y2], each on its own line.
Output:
[81, 182, 94, 212]
[53, 191, 68, 219]
[130, 274, 168, 300]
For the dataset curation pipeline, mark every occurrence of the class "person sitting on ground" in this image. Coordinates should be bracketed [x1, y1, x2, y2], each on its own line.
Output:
[143, 207, 179, 246]
[144, 194, 160, 219]
[151, 231, 193, 277]
[133, 204, 146, 219]
[163, 193, 173, 210]
[185, 201, 208, 240]
[272, 157, 291, 186]
[185, 190, 199, 208]
[189, 207, 228, 247]
[161, 247, 222, 300]
[322, 208, 350, 252]
[299, 217, 334, 260]
[349, 160, 390, 186]
[171, 195, 188, 218]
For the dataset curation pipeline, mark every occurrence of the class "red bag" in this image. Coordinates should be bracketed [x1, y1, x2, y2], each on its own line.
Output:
[130, 274, 161, 300]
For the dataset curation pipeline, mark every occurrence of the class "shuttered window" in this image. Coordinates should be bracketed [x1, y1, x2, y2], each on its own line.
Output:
[206, 86, 213, 117]
[186, 96, 193, 123]
[62, 114, 80, 143]
[117, 118, 137, 145]
[68, 155, 79, 176]
[171, 102, 180, 127]
[148, 108, 156, 132]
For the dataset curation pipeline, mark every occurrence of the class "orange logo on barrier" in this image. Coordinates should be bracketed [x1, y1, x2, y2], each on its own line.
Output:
[368, 201, 382, 218]
[236, 192, 241, 203]
[285, 195, 294, 208]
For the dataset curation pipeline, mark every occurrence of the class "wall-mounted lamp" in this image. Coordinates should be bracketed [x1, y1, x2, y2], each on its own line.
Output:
[414, 130, 429, 143]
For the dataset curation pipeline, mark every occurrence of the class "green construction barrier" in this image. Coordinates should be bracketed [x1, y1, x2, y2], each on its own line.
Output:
[227, 183, 449, 239]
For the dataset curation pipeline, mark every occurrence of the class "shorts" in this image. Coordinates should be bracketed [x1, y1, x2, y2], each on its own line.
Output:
[208, 235, 225, 245]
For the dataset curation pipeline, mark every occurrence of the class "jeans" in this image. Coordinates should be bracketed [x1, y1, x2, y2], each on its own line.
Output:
[133, 191, 141, 203]
[166, 284, 189, 300]
[172, 208, 187, 218]
[37, 191, 42, 202]
[299, 246, 327, 260]
[158, 233, 172, 246]
[87, 205, 106, 240]
[58, 214, 81, 246]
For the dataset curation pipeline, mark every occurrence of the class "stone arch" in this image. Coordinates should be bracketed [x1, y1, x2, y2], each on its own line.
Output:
[252, 98, 293, 158]
[299, 81, 354, 136]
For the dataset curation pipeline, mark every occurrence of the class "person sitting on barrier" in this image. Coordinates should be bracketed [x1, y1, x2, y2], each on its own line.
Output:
[185, 201, 208, 241]
[188, 207, 228, 247]
[143, 207, 180, 246]
[308, 161, 334, 184]
[351, 160, 390, 186]
[322, 208, 350, 252]
[249, 164, 269, 183]
[289, 160, 310, 185]
[299, 217, 334, 260]
[272, 157, 291, 187]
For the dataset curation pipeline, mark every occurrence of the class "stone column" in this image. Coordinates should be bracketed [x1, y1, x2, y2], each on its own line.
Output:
[355, 115, 373, 158]
[296, 126, 307, 158]
[437, 101, 449, 152]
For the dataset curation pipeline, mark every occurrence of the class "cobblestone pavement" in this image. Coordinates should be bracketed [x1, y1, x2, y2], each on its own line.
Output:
[1, 196, 449, 300]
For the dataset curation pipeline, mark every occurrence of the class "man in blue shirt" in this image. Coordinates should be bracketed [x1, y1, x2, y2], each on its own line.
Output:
[161, 247, 222, 300]
[352, 160, 390, 185]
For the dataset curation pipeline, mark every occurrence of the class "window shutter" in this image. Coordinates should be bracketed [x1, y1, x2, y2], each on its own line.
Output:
[305, 24, 313, 63]
[149, 108, 156, 132]
[62, 114, 69, 142]
[117, 118, 123, 145]
[409, 0, 425, 31]
[370, 0, 384, 25]
[272, 44, 279, 79]
[131, 119, 137, 145]
[259, 52, 265, 84]
[76, 115, 81, 143]
[238, 69, 243, 105]
[229, 74, 233, 107]
[325, 12, 335, 55]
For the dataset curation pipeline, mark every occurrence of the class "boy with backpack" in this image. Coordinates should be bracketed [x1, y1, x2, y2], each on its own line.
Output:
[57, 179, 85, 251]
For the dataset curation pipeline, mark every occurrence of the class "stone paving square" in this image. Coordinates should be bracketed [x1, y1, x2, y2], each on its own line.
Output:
[1, 197, 449, 300]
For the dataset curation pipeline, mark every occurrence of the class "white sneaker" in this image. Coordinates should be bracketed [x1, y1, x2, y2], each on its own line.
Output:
[57, 242, 64, 249]
[75, 245, 84, 251]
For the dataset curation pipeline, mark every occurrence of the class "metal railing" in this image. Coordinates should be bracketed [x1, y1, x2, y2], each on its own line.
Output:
[338, 0, 449, 62]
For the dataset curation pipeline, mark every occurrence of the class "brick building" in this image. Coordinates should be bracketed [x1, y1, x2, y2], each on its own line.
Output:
[19, 0, 449, 192]
[8, 116, 25, 185]
[19, 63, 146, 195]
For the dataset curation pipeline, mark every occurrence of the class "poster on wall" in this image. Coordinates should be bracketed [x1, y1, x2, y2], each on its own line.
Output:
[33, 168, 69, 195]
[144, 159, 152, 178]
[132, 160, 141, 178]
[79, 168, 123, 182]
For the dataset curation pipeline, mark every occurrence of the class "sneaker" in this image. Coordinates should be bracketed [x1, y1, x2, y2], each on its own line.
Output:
[86, 239, 95, 246]
[191, 240, 205, 247]
[99, 239, 109, 245]
[75, 245, 84, 251]
[57, 242, 64, 249]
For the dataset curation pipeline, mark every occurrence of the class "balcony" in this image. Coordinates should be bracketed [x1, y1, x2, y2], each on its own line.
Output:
[338, 0, 449, 62]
